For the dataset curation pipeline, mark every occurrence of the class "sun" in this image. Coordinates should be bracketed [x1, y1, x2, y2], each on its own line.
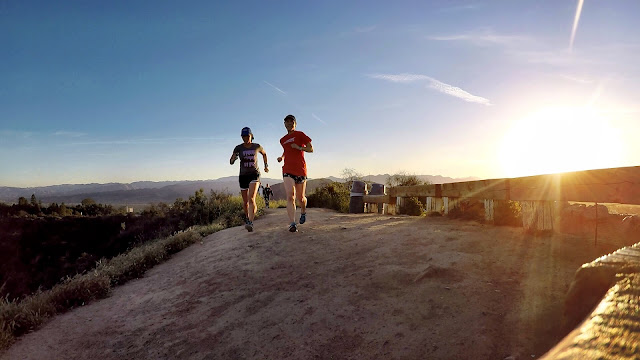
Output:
[499, 106, 625, 177]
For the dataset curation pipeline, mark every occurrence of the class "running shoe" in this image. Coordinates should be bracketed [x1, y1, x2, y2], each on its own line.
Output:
[288, 222, 298, 232]
[299, 212, 306, 224]
[245, 221, 254, 232]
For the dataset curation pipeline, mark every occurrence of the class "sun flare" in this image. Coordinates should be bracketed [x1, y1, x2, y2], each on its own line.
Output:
[499, 106, 625, 178]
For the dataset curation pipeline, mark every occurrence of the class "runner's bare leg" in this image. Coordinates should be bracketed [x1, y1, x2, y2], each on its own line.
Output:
[295, 181, 307, 215]
[283, 176, 297, 223]
[247, 181, 260, 222]
[241, 189, 249, 219]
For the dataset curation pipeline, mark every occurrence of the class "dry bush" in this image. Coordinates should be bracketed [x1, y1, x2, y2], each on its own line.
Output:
[0, 272, 111, 349]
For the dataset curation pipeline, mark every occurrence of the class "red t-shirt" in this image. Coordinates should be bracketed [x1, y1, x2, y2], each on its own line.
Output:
[280, 130, 312, 176]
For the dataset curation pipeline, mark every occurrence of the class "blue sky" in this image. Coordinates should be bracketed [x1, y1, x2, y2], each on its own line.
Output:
[2, 0, 640, 187]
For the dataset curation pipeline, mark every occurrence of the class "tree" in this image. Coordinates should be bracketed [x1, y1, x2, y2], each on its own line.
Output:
[59, 203, 72, 216]
[30, 194, 41, 213]
[81, 198, 96, 206]
[341, 168, 363, 183]
[386, 172, 430, 187]
[47, 202, 60, 216]
[18, 196, 28, 206]
[386, 172, 431, 217]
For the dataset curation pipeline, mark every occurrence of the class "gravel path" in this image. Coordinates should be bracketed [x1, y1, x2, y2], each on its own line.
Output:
[1, 208, 610, 360]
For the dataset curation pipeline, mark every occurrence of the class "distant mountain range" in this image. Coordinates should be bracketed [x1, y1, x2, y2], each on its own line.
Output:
[0, 174, 478, 206]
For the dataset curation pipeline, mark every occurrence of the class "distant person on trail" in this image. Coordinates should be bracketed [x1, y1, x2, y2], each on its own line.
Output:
[263, 183, 273, 207]
[277, 114, 313, 232]
[230, 127, 269, 232]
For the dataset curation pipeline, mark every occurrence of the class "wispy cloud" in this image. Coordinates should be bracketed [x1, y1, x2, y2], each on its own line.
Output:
[354, 26, 376, 33]
[428, 30, 530, 47]
[53, 131, 86, 137]
[311, 113, 327, 124]
[439, 4, 481, 13]
[368, 73, 430, 83]
[368, 73, 492, 106]
[427, 78, 492, 106]
[263, 81, 286, 95]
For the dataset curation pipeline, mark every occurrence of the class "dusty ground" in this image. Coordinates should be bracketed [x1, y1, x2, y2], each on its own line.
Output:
[0, 208, 619, 360]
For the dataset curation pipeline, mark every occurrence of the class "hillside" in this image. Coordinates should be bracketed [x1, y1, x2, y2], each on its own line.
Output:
[0, 178, 281, 205]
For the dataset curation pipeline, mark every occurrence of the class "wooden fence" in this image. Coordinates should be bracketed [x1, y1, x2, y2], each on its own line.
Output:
[361, 165, 640, 231]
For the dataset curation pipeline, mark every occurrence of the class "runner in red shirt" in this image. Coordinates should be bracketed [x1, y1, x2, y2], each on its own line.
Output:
[277, 114, 313, 232]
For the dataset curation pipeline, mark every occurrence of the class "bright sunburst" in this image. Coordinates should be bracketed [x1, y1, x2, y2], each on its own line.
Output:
[499, 106, 625, 177]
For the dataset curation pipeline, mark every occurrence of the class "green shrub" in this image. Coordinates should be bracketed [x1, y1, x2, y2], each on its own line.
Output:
[494, 200, 522, 226]
[399, 197, 425, 216]
[269, 199, 287, 209]
[98, 231, 200, 286]
[448, 199, 485, 221]
[307, 182, 350, 213]
[193, 223, 225, 237]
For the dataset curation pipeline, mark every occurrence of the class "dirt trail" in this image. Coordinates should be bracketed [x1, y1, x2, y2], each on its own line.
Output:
[1, 208, 613, 360]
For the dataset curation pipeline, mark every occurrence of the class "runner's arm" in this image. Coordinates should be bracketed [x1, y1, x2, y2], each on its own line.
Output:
[259, 148, 269, 172]
[292, 141, 313, 153]
[230, 151, 238, 164]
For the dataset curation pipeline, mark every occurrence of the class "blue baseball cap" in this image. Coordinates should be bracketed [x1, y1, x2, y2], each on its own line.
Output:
[241, 127, 253, 139]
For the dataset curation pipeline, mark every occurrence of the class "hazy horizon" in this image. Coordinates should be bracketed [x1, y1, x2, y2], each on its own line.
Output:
[0, 172, 484, 189]
[3, 1, 640, 187]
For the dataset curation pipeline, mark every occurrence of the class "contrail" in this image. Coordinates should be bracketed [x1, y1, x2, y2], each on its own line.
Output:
[570, 0, 584, 51]
[368, 73, 492, 106]
[263, 81, 327, 125]
[263, 81, 286, 95]
[311, 113, 327, 124]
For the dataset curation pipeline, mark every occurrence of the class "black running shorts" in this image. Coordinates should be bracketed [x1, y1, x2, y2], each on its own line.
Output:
[239, 173, 260, 190]
[283, 173, 307, 184]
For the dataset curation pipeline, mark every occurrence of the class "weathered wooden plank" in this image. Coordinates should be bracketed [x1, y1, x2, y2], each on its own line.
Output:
[425, 197, 444, 213]
[362, 195, 390, 204]
[509, 166, 640, 204]
[389, 184, 437, 197]
[520, 201, 554, 231]
[440, 179, 510, 200]
[388, 166, 640, 205]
